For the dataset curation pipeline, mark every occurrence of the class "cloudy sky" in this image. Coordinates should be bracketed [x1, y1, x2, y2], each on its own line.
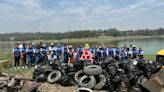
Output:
[0, 0, 164, 33]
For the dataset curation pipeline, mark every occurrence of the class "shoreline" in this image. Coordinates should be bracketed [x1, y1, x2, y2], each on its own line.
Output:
[0, 35, 164, 44]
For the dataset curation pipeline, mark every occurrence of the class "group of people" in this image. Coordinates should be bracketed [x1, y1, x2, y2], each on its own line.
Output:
[12, 42, 144, 69]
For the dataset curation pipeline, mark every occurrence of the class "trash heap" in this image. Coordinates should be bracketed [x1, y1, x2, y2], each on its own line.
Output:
[0, 72, 41, 92]
[33, 57, 164, 92]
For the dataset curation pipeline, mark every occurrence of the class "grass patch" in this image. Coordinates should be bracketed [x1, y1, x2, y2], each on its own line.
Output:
[144, 54, 156, 61]
[0, 68, 33, 78]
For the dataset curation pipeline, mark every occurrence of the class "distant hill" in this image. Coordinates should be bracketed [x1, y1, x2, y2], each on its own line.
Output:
[0, 28, 164, 41]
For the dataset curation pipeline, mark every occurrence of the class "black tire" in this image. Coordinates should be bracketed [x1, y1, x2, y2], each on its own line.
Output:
[94, 74, 106, 90]
[83, 65, 102, 75]
[76, 87, 93, 92]
[79, 75, 96, 89]
[47, 70, 62, 84]
[74, 70, 85, 84]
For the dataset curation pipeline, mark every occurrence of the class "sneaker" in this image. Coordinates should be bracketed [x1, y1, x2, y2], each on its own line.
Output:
[17, 66, 20, 69]
[25, 66, 27, 68]
[14, 67, 17, 69]
[34, 65, 37, 68]
[22, 66, 24, 69]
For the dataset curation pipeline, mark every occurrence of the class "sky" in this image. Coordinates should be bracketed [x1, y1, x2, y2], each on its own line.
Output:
[0, 0, 164, 33]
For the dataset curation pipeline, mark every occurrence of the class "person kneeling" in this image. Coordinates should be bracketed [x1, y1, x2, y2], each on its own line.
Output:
[48, 52, 57, 63]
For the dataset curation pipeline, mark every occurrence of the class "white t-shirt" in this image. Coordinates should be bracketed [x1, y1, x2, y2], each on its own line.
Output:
[48, 55, 57, 61]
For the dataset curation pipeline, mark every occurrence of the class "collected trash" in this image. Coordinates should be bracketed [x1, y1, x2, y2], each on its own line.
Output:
[32, 57, 164, 92]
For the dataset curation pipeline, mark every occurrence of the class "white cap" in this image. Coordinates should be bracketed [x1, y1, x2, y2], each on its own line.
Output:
[132, 45, 136, 47]
[51, 43, 54, 45]
[43, 44, 46, 47]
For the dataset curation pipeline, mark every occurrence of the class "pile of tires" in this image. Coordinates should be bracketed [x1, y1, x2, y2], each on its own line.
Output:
[74, 65, 106, 90]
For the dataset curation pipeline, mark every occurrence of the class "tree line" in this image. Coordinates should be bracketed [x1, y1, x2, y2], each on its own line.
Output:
[0, 28, 164, 41]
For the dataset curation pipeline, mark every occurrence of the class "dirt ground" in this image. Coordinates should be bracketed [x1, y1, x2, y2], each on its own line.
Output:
[37, 83, 107, 92]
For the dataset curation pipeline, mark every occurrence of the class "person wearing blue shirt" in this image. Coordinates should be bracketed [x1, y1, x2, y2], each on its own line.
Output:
[34, 44, 41, 68]
[101, 46, 107, 60]
[20, 43, 27, 68]
[48, 52, 57, 63]
[119, 47, 127, 62]
[115, 45, 120, 61]
[96, 46, 103, 61]
[77, 45, 83, 57]
[56, 44, 63, 60]
[137, 47, 144, 60]
[12, 44, 21, 69]
[26, 44, 34, 67]
[90, 45, 97, 58]
[131, 46, 138, 59]
[40, 44, 48, 65]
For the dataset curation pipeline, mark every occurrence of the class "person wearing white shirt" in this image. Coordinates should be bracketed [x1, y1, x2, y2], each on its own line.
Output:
[48, 52, 57, 62]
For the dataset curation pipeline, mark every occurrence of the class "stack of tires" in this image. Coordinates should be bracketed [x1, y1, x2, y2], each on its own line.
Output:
[74, 65, 106, 90]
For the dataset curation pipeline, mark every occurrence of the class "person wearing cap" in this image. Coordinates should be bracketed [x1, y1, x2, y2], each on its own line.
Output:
[48, 52, 57, 63]
[48, 43, 55, 54]
[80, 44, 93, 63]
[68, 45, 74, 64]
[131, 46, 138, 59]
[12, 43, 21, 69]
[20, 43, 27, 68]
[137, 47, 144, 60]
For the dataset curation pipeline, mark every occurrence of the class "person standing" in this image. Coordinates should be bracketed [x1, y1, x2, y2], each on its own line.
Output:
[40, 44, 48, 65]
[34, 44, 41, 68]
[12, 43, 21, 69]
[80, 44, 93, 63]
[21, 43, 27, 68]
[26, 44, 34, 67]
[119, 47, 127, 62]
[56, 44, 63, 60]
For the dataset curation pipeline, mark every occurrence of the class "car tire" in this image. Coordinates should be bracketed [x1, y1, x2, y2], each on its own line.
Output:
[83, 65, 102, 75]
[94, 74, 106, 90]
[79, 75, 96, 89]
[76, 87, 93, 92]
[74, 70, 85, 84]
[47, 70, 62, 84]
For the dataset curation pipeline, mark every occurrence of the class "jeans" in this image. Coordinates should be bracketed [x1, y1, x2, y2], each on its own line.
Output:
[35, 54, 41, 65]
[28, 56, 34, 67]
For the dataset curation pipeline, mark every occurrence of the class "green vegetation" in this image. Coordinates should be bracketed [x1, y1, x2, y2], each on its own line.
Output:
[144, 54, 156, 61]
[0, 28, 164, 41]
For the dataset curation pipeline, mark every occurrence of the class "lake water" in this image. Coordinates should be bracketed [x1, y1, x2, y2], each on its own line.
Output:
[0, 38, 164, 54]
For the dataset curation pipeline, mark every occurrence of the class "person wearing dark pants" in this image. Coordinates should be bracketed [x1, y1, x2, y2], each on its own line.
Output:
[26, 44, 34, 67]
[12, 44, 21, 69]
[21, 44, 27, 68]
[34, 45, 41, 68]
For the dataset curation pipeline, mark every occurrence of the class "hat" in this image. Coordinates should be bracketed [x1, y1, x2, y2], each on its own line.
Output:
[50, 52, 54, 54]
[85, 44, 90, 48]
[51, 43, 54, 45]
[43, 44, 46, 47]
[132, 45, 136, 47]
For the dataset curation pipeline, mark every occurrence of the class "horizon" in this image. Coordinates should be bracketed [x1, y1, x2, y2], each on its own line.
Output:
[0, 27, 163, 34]
[0, 0, 164, 33]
